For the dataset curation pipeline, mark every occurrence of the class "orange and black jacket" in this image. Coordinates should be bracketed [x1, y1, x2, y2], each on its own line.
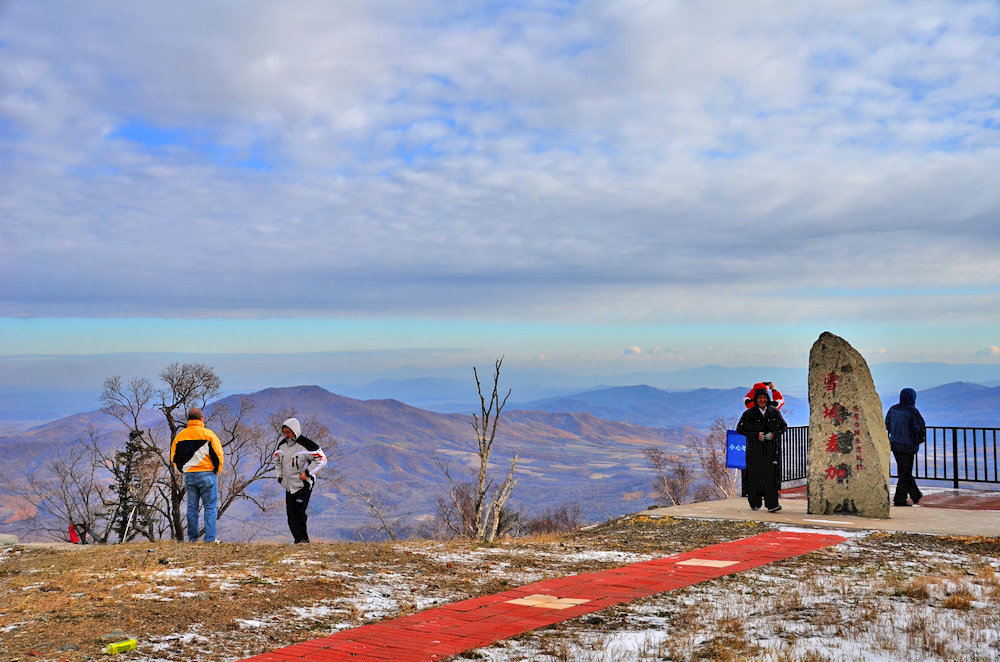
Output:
[170, 419, 224, 474]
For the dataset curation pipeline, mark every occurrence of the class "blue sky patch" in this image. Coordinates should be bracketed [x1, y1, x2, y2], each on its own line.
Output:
[111, 120, 275, 171]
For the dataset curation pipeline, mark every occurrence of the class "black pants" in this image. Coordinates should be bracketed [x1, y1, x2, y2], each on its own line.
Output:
[746, 440, 779, 510]
[285, 484, 312, 543]
[893, 451, 922, 505]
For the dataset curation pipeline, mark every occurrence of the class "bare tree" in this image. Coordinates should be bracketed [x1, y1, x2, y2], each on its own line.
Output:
[689, 415, 741, 500]
[155, 363, 222, 540]
[99, 377, 163, 540]
[351, 490, 407, 541]
[435, 357, 519, 543]
[213, 397, 280, 517]
[99, 364, 284, 541]
[0, 428, 120, 543]
[643, 446, 694, 506]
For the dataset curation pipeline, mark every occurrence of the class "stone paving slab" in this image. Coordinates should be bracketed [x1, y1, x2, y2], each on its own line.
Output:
[239, 530, 845, 662]
[638, 491, 1000, 537]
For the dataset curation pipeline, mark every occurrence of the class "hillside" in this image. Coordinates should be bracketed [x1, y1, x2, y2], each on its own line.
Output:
[520, 385, 809, 427]
[1, 518, 997, 661]
[902, 382, 1000, 427]
[0, 386, 695, 541]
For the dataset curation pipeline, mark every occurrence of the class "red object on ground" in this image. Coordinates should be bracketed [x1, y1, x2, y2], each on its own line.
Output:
[239, 530, 845, 662]
[68, 524, 80, 544]
[914, 491, 1000, 511]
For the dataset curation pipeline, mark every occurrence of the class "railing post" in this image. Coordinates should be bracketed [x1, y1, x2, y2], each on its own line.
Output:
[952, 427, 959, 489]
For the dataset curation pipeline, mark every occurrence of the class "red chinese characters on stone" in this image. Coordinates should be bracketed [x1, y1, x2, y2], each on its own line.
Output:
[824, 372, 839, 393]
[826, 431, 854, 454]
[825, 464, 850, 483]
[823, 404, 846, 424]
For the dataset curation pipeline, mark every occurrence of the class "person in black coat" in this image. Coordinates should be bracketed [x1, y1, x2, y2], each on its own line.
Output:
[885, 388, 926, 506]
[736, 387, 788, 512]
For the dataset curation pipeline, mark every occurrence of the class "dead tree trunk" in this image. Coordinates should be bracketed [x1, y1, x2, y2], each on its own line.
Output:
[471, 357, 518, 543]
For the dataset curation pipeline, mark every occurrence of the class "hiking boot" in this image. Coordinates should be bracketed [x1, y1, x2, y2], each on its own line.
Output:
[767, 505, 782, 513]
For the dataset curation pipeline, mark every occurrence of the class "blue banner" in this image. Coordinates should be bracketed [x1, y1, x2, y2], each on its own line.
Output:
[726, 430, 746, 469]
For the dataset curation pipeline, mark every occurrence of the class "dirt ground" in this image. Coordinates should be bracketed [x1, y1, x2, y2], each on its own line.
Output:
[1, 518, 997, 662]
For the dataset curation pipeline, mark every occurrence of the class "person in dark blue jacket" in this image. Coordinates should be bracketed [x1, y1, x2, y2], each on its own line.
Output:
[885, 388, 926, 507]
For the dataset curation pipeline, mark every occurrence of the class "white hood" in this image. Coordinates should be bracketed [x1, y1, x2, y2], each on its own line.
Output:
[282, 417, 301, 438]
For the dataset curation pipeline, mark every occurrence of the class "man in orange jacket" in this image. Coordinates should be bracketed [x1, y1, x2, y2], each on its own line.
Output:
[170, 407, 224, 542]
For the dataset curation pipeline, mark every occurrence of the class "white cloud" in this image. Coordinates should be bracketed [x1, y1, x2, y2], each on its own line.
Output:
[0, 0, 998, 325]
[624, 347, 642, 355]
[976, 346, 1000, 356]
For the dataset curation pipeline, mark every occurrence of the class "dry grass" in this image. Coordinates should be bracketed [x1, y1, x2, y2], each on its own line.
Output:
[0, 518, 769, 661]
[2, 518, 999, 662]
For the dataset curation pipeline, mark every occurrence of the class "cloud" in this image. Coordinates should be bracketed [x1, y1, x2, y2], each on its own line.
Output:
[0, 1, 998, 326]
[624, 347, 642, 355]
[976, 346, 1000, 356]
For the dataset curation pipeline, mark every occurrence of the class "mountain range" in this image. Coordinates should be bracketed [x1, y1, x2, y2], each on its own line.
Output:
[4, 353, 1000, 424]
[1, 379, 997, 542]
[0, 386, 695, 541]
[519, 385, 809, 427]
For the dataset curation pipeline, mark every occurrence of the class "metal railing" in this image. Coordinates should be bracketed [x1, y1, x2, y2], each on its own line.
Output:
[778, 425, 1000, 488]
[915, 427, 1000, 487]
[781, 425, 808, 483]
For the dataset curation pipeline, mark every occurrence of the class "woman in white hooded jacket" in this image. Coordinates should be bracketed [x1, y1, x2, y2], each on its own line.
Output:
[273, 417, 327, 543]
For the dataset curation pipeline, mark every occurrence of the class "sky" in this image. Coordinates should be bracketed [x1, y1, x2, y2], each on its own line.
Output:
[1, 0, 999, 381]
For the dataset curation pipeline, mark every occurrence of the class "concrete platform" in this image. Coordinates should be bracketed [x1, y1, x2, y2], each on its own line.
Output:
[638, 490, 1000, 537]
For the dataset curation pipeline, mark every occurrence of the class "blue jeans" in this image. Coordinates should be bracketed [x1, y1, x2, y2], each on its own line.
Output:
[184, 471, 218, 542]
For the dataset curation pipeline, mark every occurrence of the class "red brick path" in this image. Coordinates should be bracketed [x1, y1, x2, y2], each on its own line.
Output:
[241, 530, 845, 662]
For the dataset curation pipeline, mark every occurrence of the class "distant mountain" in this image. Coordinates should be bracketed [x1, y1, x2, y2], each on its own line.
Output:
[520, 385, 809, 428]
[870, 363, 1000, 393]
[888, 382, 1000, 428]
[326, 377, 569, 415]
[0, 387, 103, 426]
[0, 386, 693, 541]
[4, 354, 999, 424]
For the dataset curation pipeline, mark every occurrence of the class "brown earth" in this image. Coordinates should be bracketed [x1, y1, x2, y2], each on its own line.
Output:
[2, 517, 998, 661]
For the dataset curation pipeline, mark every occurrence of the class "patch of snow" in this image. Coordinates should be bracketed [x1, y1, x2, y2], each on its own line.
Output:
[280, 557, 322, 565]
[289, 604, 347, 620]
[235, 619, 265, 628]
[558, 550, 655, 564]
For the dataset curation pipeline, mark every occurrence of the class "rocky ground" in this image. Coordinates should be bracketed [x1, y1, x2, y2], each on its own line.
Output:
[1, 517, 998, 662]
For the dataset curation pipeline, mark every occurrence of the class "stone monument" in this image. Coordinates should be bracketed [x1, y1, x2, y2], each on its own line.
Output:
[807, 332, 890, 518]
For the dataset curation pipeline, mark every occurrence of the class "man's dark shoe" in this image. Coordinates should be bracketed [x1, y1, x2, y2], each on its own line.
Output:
[767, 505, 782, 513]
[750, 506, 760, 511]
[912, 495, 922, 505]
[894, 502, 912, 507]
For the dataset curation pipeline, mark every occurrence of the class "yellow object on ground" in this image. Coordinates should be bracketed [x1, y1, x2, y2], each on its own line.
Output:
[104, 638, 137, 654]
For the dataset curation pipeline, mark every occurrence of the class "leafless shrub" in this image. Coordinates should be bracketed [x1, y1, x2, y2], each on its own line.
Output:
[642, 446, 693, 506]
[0, 427, 120, 542]
[690, 414, 741, 500]
[350, 489, 410, 541]
[523, 503, 582, 535]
